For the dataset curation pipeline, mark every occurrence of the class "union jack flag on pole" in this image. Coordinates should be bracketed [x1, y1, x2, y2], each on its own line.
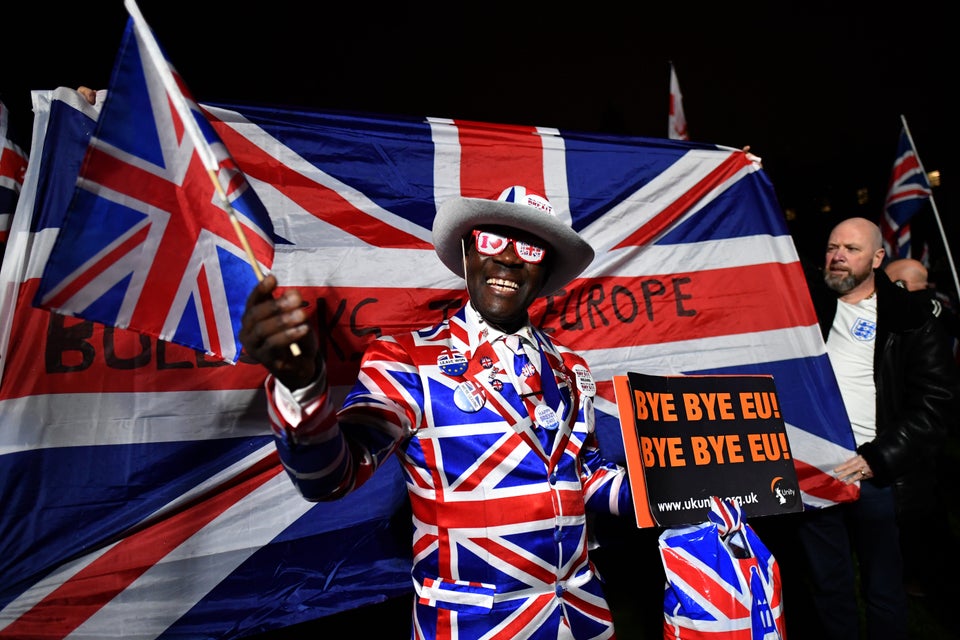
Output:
[880, 115, 932, 260]
[669, 62, 689, 141]
[33, 0, 276, 363]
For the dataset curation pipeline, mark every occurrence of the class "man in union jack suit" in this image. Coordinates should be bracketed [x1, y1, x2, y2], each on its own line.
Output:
[240, 186, 633, 639]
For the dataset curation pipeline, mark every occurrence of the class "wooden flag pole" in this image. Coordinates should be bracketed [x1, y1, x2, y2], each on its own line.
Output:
[203, 170, 301, 354]
[205, 168, 264, 280]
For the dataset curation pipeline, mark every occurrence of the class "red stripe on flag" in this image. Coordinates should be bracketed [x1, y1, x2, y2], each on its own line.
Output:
[793, 457, 859, 504]
[0, 453, 283, 639]
[0, 143, 27, 184]
[196, 262, 222, 357]
[207, 115, 432, 250]
[1, 282, 266, 402]
[10, 259, 810, 398]
[613, 152, 754, 249]
[42, 224, 151, 310]
[454, 120, 547, 197]
[539, 261, 816, 352]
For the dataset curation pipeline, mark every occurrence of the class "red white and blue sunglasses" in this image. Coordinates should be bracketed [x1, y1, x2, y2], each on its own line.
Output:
[471, 229, 547, 264]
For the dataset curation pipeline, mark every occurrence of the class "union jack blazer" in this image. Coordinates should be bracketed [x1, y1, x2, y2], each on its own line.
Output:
[265, 302, 632, 639]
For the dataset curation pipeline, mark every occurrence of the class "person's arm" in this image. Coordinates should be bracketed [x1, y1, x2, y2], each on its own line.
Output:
[859, 316, 959, 481]
[560, 351, 632, 516]
[239, 275, 412, 500]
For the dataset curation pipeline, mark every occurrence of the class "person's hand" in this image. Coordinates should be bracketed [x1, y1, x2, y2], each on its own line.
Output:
[239, 274, 320, 390]
[76, 86, 98, 105]
[742, 145, 762, 167]
[834, 454, 873, 484]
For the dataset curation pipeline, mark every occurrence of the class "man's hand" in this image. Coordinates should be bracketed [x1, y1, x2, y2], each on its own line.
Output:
[834, 454, 873, 484]
[239, 274, 320, 390]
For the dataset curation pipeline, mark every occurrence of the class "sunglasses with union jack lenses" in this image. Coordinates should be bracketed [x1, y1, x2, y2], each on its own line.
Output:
[472, 229, 547, 264]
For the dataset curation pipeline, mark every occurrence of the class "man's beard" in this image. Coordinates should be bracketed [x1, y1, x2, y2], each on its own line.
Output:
[824, 268, 866, 294]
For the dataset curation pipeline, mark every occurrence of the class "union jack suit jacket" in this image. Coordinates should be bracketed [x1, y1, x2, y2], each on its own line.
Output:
[266, 302, 632, 640]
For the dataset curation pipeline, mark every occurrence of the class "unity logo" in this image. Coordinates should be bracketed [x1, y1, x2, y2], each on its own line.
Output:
[770, 476, 799, 509]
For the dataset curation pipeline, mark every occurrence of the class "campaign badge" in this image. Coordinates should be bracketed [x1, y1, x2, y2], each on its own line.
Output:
[454, 380, 486, 412]
[437, 349, 468, 376]
[520, 361, 537, 379]
[573, 364, 596, 397]
[534, 404, 560, 430]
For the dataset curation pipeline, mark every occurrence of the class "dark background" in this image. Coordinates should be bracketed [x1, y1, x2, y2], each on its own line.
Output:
[3, 4, 958, 637]
[3, 1, 956, 292]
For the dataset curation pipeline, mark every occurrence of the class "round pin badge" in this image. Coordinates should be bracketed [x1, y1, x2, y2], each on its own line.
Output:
[453, 380, 486, 412]
[534, 403, 560, 430]
[437, 349, 469, 376]
[572, 364, 596, 397]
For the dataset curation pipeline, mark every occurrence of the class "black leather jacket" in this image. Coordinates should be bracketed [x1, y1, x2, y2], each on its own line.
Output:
[809, 268, 959, 513]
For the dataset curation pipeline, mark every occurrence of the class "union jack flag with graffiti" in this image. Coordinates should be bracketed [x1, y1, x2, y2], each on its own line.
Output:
[0, 19, 856, 638]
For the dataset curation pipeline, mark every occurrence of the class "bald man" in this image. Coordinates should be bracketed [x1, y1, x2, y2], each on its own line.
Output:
[793, 217, 959, 640]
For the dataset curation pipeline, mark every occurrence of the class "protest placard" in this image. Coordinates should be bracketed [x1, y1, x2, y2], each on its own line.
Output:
[613, 372, 802, 527]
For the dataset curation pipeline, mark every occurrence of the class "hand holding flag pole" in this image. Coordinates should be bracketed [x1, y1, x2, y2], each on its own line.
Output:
[123, 0, 300, 356]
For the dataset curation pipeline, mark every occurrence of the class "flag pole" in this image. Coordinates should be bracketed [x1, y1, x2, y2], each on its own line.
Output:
[901, 114, 960, 302]
[123, 0, 300, 356]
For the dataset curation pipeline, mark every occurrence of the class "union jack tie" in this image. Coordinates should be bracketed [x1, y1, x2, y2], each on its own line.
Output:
[505, 334, 555, 451]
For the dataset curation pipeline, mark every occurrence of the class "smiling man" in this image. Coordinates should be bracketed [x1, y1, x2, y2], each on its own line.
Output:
[240, 186, 632, 640]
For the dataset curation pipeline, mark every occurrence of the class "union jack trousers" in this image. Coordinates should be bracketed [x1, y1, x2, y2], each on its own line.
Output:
[265, 302, 633, 639]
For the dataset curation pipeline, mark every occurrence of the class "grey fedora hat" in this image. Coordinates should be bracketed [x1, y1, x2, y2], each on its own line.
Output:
[432, 186, 594, 297]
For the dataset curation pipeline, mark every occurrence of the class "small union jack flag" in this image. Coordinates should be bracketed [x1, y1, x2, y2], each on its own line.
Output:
[0, 100, 29, 248]
[33, 4, 276, 363]
[669, 62, 689, 141]
[880, 120, 931, 260]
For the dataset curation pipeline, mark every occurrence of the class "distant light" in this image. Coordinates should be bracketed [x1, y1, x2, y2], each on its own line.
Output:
[784, 208, 797, 221]
[856, 188, 869, 205]
[927, 170, 941, 187]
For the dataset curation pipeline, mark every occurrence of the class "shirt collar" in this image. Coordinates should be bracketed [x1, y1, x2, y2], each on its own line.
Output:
[464, 303, 536, 352]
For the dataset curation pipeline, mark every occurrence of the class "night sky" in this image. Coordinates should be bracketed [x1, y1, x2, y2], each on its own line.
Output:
[4, 1, 955, 279]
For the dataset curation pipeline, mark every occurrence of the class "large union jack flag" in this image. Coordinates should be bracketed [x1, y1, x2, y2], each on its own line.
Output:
[32, 10, 276, 363]
[880, 120, 932, 260]
[0, 77, 857, 636]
